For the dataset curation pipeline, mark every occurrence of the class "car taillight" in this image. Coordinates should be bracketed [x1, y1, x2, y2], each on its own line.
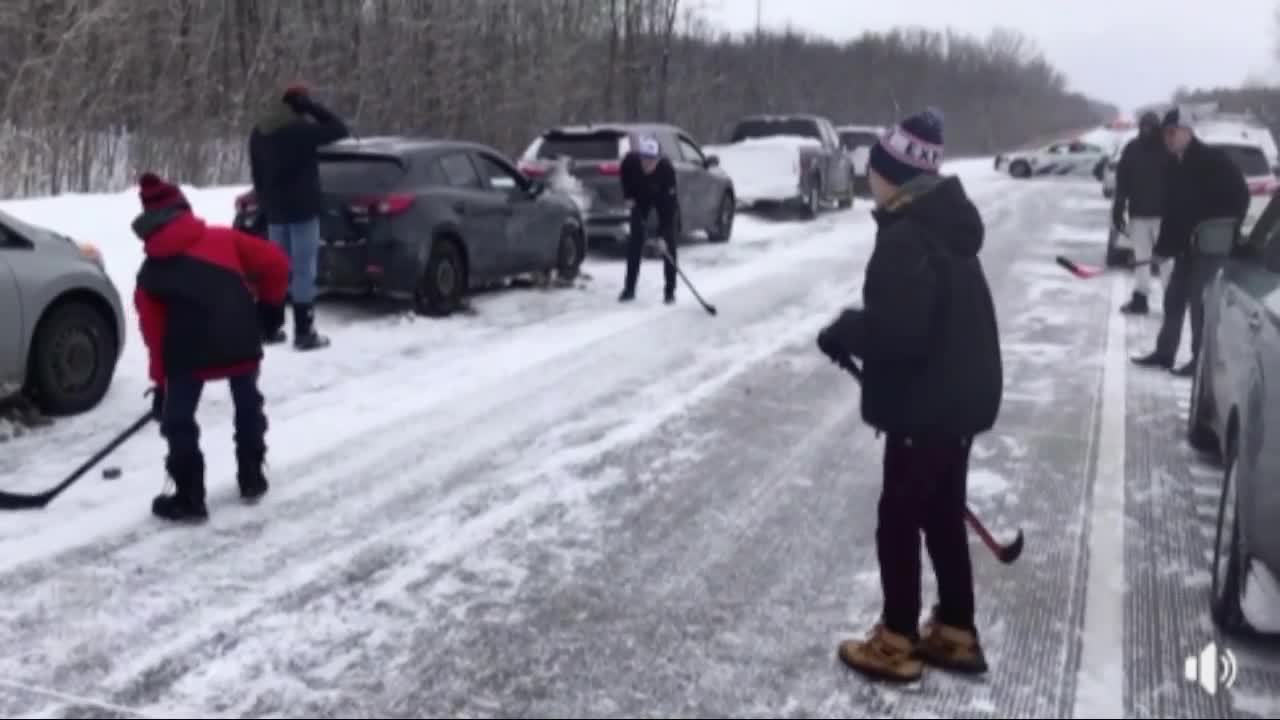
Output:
[597, 161, 621, 175]
[235, 191, 257, 214]
[519, 161, 548, 177]
[352, 193, 414, 215]
[1249, 178, 1277, 196]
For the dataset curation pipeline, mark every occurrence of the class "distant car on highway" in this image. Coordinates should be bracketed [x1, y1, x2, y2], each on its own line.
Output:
[0, 209, 125, 416]
[517, 122, 736, 251]
[234, 136, 586, 317]
[1188, 200, 1280, 638]
[836, 124, 885, 197]
[995, 138, 1110, 179]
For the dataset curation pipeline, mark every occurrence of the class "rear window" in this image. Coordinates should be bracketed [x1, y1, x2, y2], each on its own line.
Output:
[1215, 145, 1270, 177]
[839, 131, 880, 150]
[536, 133, 624, 161]
[731, 118, 821, 142]
[318, 155, 407, 194]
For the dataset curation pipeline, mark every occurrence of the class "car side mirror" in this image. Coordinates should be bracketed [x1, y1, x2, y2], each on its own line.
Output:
[704, 155, 719, 169]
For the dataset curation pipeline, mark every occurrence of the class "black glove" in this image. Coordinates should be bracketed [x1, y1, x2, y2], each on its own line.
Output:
[816, 326, 844, 363]
[258, 302, 285, 339]
[282, 88, 313, 114]
[1111, 204, 1126, 234]
[149, 386, 165, 421]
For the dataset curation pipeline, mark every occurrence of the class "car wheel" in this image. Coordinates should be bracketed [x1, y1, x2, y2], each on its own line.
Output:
[707, 192, 735, 243]
[802, 179, 821, 219]
[1188, 349, 1219, 455]
[555, 224, 585, 280]
[414, 238, 467, 317]
[1009, 160, 1031, 179]
[838, 173, 856, 209]
[1211, 438, 1249, 634]
[26, 300, 118, 416]
[1092, 159, 1106, 182]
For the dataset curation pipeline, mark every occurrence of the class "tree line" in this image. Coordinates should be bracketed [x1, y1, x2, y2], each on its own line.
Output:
[0, 0, 1113, 199]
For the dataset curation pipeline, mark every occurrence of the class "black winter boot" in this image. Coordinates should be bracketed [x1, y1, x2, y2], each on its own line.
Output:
[236, 446, 269, 503]
[292, 302, 330, 351]
[152, 453, 208, 523]
[1120, 291, 1148, 315]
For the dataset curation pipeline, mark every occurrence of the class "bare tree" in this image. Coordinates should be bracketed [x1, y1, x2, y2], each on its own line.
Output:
[0, 1, 1112, 198]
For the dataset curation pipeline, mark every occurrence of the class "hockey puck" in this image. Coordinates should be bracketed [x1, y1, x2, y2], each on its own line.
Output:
[102, 466, 122, 480]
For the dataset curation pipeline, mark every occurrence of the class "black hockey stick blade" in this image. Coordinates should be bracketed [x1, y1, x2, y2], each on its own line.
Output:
[0, 410, 153, 510]
[661, 246, 716, 315]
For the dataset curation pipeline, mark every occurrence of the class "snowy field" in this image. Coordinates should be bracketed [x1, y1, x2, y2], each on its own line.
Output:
[1, 159, 1279, 718]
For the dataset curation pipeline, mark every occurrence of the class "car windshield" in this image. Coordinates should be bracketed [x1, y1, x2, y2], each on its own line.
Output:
[839, 131, 880, 150]
[318, 155, 407, 194]
[536, 133, 624, 161]
[1214, 144, 1270, 177]
[731, 118, 820, 142]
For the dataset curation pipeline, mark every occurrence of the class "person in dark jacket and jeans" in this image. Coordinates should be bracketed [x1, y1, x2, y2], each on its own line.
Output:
[816, 109, 1003, 684]
[1113, 111, 1172, 314]
[248, 84, 349, 350]
[618, 135, 679, 304]
[1132, 107, 1249, 376]
[133, 173, 291, 523]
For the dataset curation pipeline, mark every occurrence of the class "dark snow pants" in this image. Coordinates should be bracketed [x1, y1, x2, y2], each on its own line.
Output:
[161, 371, 267, 497]
[624, 201, 678, 295]
[1154, 252, 1227, 363]
[877, 433, 976, 638]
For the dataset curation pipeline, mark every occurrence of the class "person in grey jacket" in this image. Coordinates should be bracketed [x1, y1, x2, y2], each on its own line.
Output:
[1112, 111, 1173, 314]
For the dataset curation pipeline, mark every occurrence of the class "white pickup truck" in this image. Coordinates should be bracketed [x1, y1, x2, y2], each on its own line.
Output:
[702, 114, 857, 218]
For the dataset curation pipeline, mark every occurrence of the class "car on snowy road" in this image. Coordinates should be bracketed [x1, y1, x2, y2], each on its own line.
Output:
[1188, 197, 1280, 638]
[517, 122, 736, 252]
[0, 209, 125, 416]
[994, 138, 1110, 179]
[836, 123, 885, 197]
[233, 136, 587, 317]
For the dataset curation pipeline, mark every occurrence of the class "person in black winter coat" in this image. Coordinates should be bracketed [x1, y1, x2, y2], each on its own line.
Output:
[248, 84, 350, 351]
[815, 109, 1003, 684]
[618, 135, 680, 303]
[1132, 107, 1250, 376]
[1113, 111, 1174, 314]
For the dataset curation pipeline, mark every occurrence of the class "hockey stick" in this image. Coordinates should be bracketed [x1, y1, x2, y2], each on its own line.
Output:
[0, 410, 153, 510]
[826, 353, 1024, 564]
[1054, 254, 1156, 279]
[658, 244, 717, 316]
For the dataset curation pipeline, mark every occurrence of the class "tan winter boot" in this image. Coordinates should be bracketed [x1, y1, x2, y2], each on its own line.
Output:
[916, 614, 988, 674]
[837, 623, 924, 683]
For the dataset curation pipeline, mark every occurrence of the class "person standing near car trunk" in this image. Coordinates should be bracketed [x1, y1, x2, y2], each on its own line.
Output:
[1113, 111, 1172, 315]
[1132, 107, 1249, 376]
[618, 135, 679, 304]
[248, 84, 350, 350]
[814, 109, 1003, 684]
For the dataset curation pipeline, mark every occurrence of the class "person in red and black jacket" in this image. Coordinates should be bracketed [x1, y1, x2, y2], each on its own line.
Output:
[133, 173, 290, 523]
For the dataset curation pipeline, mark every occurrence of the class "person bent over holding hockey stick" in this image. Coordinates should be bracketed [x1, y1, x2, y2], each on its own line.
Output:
[618, 135, 679, 304]
[133, 173, 290, 523]
[816, 109, 1003, 683]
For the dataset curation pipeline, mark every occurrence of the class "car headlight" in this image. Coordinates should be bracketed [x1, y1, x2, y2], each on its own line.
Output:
[77, 241, 105, 269]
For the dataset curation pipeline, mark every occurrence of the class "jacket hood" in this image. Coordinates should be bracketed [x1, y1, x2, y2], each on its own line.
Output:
[135, 209, 205, 258]
[875, 174, 984, 256]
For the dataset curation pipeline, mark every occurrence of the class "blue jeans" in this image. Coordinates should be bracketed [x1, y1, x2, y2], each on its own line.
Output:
[268, 219, 320, 304]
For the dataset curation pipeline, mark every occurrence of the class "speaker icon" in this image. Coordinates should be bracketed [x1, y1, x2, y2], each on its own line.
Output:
[1184, 641, 1239, 695]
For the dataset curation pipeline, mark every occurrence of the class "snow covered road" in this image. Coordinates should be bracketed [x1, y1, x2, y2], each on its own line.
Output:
[1, 164, 1278, 718]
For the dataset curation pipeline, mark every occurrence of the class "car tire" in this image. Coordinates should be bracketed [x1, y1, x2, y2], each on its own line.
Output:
[414, 237, 467, 317]
[707, 192, 735, 243]
[1009, 160, 1031, 179]
[1211, 436, 1249, 635]
[26, 299, 118, 416]
[838, 172, 855, 209]
[802, 178, 821, 219]
[1092, 159, 1106, 182]
[1188, 348, 1219, 455]
[556, 224, 585, 280]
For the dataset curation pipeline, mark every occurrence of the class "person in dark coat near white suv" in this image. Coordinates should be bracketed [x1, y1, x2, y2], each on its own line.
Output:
[1113, 111, 1173, 314]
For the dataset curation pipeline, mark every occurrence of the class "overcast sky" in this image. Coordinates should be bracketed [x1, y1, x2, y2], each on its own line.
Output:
[703, 0, 1277, 112]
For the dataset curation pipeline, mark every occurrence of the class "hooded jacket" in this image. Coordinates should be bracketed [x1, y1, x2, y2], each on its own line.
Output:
[820, 173, 1003, 437]
[247, 96, 350, 224]
[134, 208, 290, 383]
[1114, 128, 1172, 219]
